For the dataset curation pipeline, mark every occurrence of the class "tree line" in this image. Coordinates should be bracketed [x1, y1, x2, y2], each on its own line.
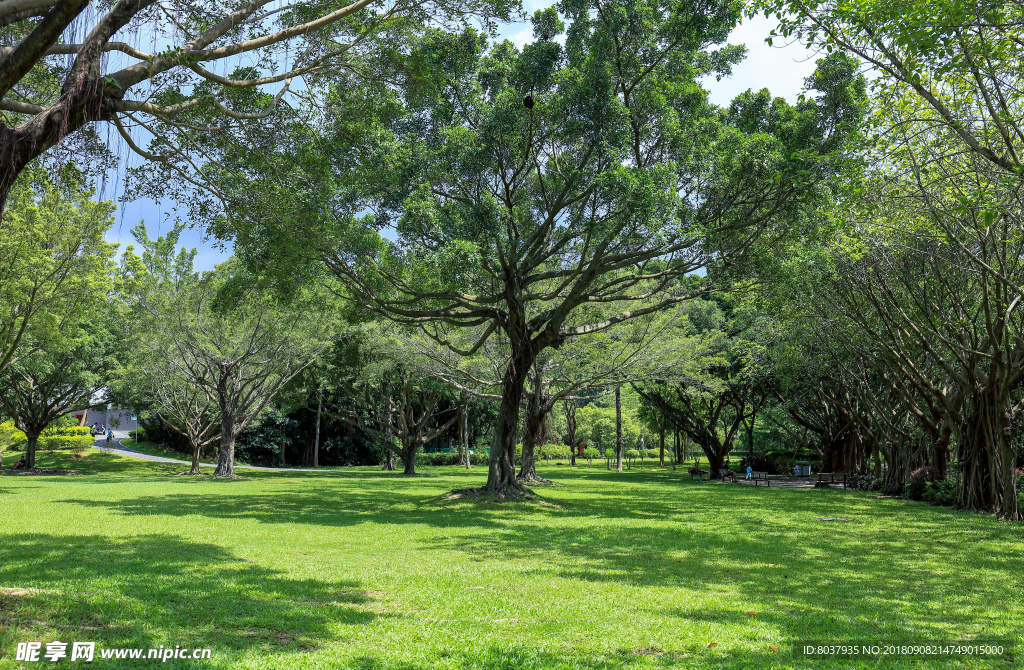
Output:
[1, 0, 1022, 517]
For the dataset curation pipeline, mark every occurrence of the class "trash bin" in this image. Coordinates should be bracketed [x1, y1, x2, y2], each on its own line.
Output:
[795, 461, 811, 477]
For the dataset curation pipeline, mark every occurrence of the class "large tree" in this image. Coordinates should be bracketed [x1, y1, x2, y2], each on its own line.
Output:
[0, 319, 117, 468]
[120, 224, 332, 477]
[416, 304, 693, 482]
[230, 2, 866, 499]
[0, 167, 116, 377]
[0, 0, 515, 215]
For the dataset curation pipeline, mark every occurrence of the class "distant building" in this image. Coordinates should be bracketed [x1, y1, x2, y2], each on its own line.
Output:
[72, 390, 138, 433]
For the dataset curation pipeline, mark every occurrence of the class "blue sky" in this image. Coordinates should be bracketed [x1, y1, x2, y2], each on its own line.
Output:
[101, 9, 817, 271]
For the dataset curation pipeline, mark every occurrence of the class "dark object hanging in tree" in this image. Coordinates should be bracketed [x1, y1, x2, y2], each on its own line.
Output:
[523, 94, 535, 109]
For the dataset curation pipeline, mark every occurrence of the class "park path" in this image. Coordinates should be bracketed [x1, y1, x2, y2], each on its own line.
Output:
[91, 433, 331, 473]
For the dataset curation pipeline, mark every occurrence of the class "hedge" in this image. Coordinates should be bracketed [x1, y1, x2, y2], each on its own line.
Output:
[415, 451, 489, 466]
[42, 434, 95, 452]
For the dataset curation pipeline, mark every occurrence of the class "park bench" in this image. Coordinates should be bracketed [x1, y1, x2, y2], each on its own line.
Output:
[689, 468, 709, 481]
[815, 472, 847, 489]
[749, 471, 770, 487]
[718, 468, 738, 483]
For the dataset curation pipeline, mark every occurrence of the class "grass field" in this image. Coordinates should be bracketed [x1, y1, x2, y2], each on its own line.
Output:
[1, 447, 1022, 669]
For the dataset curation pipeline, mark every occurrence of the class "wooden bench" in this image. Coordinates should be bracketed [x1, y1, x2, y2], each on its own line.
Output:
[816, 472, 847, 489]
[749, 470, 770, 486]
[689, 468, 709, 481]
[719, 468, 738, 483]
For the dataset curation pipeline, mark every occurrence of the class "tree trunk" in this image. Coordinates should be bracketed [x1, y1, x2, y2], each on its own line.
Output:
[278, 408, 286, 467]
[462, 396, 471, 470]
[517, 406, 548, 483]
[932, 420, 950, 479]
[658, 420, 666, 467]
[517, 372, 551, 483]
[615, 386, 623, 473]
[189, 440, 202, 475]
[959, 393, 1021, 519]
[746, 416, 755, 459]
[25, 433, 38, 469]
[477, 350, 533, 498]
[213, 413, 237, 477]
[457, 391, 466, 463]
[313, 396, 321, 468]
[704, 445, 726, 476]
[564, 398, 578, 467]
[402, 449, 416, 476]
[382, 394, 395, 471]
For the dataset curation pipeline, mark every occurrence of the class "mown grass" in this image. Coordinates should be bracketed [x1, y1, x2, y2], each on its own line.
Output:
[0, 447, 1022, 669]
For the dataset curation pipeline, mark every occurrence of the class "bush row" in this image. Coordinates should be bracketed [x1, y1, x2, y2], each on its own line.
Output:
[416, 451, 489, 466]
[0, 421, 93, 451]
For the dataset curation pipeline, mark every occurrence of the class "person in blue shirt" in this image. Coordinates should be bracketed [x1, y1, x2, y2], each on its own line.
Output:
[106, 429, 113, 444]
[746, 465, 753, 479]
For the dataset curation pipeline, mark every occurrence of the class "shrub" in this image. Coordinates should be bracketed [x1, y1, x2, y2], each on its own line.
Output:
[2, 421, 27, 449]
[582, 447, 599, 467]
[603, 448, 615, 468]
[415, 451, 490, 466]
[625, 448, 640, 468]
[880, 479, 906, 497]
[645, 449, 659, 461]
[923, 479, 958, 507]
[41, 434, 94, 453]
[416, 452, 460, 466]
[847, 473, 884, 492]
[0, 422, 17, 448]
[1016, 468, 1023, 494]
[539, 443, 570, 461]
[740, 453, 780, 475]
[907, 466, 942, 501]
[43, 424, 91, 438]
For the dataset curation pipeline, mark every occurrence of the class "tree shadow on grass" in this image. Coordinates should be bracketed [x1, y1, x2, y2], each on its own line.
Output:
[345, 644, 791, 670]
[41, 470, 1024, 653]
[0, 533, 386, 658]
[421, 488, 1024, 646]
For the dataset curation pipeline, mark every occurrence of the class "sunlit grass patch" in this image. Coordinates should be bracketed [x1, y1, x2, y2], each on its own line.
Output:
[0, 450, 1021, 669]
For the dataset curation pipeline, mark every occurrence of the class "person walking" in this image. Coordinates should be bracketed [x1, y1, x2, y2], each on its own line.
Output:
[106, 429, 113, 445]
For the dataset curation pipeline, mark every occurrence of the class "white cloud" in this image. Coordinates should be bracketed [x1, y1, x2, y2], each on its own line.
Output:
[702, 12, 819, 106]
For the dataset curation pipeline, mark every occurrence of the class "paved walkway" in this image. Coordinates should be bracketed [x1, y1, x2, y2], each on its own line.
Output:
[734, 476, 831, 489]
[91, 433, 331, 473]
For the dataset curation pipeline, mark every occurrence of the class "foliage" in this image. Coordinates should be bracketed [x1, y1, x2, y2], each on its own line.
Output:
[40, 434, 94, 453]
[907, 467, 943, 502]
[0, 167, 117, 377]
[576, 406, 640, 455]
[0, 317, 120, 467]
[417, 451, 489, 467]
[582, 447, 599, 467]
[119, 224, 335, 476]
[538, 443, 571, 461]
[847, 473, 884, 492]
[0, 0, 519, 217]
[924, 479, 958, 507]
[41, 424, 91, 438]
[234, 411, 298, 468]
[740, 453, 782, 475]
[224, 0, 866, 495]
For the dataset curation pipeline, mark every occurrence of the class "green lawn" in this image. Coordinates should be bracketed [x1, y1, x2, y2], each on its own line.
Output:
[1, 448, 1021, 669]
